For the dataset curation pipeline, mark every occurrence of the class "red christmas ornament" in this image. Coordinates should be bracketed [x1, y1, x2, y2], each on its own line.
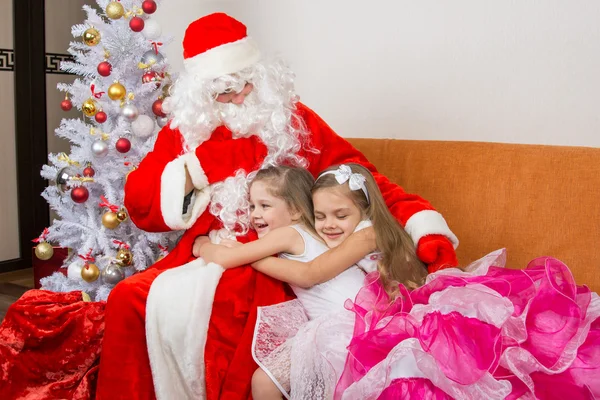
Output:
[142, 0, 157, 14]
[71, 186, 89, 203]
[129, 17, 145, 32]
[152, 98, 166, 117]
[83, 166, 95, 177]
[116, 138, 131, 153]
[60, 98, 73, 111]
[97, 61, 112, 77]
[142, 71, 162, 88]
[95, 111, 107, 123]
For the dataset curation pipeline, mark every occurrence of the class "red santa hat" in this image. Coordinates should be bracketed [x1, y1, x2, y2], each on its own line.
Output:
[182, 13, 261, 81]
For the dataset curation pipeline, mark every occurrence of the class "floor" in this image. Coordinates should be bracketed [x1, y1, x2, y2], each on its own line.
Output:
[0, 268, 34, 323]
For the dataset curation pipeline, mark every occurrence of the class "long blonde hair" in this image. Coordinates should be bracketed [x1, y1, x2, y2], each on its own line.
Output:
[313, 164, 427, 295]
[251, 166, 317, 235]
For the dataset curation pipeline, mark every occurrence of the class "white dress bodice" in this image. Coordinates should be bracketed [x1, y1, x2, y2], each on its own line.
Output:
[280, 225, 366, 320]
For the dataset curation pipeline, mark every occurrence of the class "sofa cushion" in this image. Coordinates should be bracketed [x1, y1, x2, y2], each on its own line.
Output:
[348, 139, 600, 292]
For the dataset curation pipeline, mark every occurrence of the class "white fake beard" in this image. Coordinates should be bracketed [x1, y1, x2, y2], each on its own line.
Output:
[217, 91, 272, 138]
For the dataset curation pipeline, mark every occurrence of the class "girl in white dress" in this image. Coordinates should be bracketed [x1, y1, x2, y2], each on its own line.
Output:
[197, 163, 426, 399]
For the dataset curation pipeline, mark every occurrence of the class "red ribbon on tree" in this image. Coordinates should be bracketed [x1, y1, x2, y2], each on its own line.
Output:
[150, 41, 163, 54]
[90, 84, 105, 99]
[157, 244, 169, 255]
[78, 248, 95, 265]
[32, 228, 50, 243]
[113, 240, 130, 250]
[99, 195, 119, 212]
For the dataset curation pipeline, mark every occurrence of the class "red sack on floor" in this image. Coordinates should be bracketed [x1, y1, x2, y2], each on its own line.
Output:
[0, 290, 105, 400]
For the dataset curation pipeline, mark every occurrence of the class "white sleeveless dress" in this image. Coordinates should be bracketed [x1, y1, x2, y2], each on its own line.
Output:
[252, 224, 368, 399]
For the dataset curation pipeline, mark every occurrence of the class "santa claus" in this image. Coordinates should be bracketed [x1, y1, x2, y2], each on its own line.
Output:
[96, 12, 459, 400]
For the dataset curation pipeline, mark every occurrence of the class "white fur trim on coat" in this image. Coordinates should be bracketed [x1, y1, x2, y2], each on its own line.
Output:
[146, 258, 225, 400]
[404, 210, 459, 248]
[183, 37, 261, 81]
[180, 152, 209, 189]
[160, 153, 210, 230]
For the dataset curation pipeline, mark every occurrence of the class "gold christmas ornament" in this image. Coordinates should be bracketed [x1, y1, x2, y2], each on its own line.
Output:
[83, 28, 101, 46]
[106, 1, 125, 19]
[102, 211, 121, 229]
[116, 209, 128, 222]
[82, 98, 98, 117]
[81, 263, 100, 282]
[108, 82, 126, 101]
[115, 248, 133, 267]
[35, 242, 54, 260]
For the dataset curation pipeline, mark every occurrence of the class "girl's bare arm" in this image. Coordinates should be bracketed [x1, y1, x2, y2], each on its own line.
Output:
[197, 227, 300, 268]
[252, 227, 376, 288]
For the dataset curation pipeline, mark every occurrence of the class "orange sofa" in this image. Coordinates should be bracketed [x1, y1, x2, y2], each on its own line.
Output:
[348, 139, 600, 292]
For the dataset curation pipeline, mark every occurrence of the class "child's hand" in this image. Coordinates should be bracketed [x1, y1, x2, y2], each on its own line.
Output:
[199, 243, 222, 264]
[353, 226, 377, 252]
[220, 238, 242, 248]
[192, 236, 211, 258]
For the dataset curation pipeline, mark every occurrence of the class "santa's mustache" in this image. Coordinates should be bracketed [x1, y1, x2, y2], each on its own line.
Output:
[217, 91, 272, 137]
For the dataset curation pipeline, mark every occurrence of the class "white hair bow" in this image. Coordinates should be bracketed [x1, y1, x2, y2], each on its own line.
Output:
[317, 164, 370, 203]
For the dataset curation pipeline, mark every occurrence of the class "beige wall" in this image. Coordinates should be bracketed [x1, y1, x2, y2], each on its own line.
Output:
[0, 0, 19, 261]
[156, 0, 600, 148]
[0, 0, 11, 48]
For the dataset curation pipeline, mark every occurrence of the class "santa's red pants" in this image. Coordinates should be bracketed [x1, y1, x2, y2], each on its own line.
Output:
[96, 251, 291, 400]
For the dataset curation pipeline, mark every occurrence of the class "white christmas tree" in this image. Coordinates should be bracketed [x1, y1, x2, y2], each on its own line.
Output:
[35, 0, 179, 301]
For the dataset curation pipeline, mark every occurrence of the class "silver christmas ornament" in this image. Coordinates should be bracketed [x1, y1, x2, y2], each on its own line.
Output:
[121, 104, 139, 121]
[101, 263, 125, 285]
[56, 167, 76, 193]
[92, 140, 109, 158]
[156, 116, 168, 128]
[131, 115, 155, 137]
[140, 50, 164, 67]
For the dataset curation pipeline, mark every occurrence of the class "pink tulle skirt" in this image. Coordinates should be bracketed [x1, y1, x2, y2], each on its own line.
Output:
[253, 250, 600, 399]
[336, 249, 600, 400]
[251, 250, 599, 399]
